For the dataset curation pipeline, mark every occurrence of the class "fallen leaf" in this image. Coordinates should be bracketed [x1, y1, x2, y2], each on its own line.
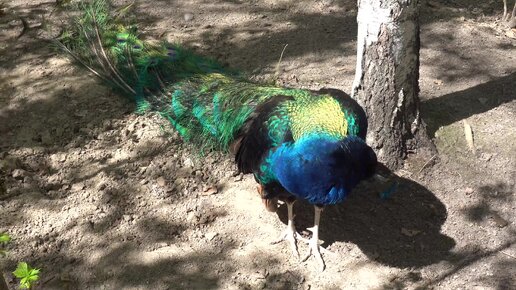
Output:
[491, 213, 509, 228]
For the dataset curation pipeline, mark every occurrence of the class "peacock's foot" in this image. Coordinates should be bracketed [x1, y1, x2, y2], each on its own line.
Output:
[271, 224, 306, 258]
[301, 227, 332, 271]
[302, 236, 325, 271]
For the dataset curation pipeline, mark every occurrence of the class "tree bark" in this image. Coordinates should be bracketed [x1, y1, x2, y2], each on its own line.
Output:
[352, 0, 434, 169]
[0, 272, 8, 290]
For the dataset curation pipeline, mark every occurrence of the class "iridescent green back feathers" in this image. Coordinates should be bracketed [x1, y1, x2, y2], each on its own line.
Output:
[57, 0, 366, 154]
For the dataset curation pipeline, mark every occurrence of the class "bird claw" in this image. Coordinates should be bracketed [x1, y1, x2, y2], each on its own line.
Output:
[271, 226, 305, 259]
[301, 236, 326, 271]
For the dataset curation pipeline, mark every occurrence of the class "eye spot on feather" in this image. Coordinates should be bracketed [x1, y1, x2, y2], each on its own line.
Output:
[133, 45, 141, 49]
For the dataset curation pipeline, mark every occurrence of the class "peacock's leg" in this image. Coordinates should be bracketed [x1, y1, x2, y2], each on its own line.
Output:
[271, 199, 305, 258]
[302, 205, 326, 271]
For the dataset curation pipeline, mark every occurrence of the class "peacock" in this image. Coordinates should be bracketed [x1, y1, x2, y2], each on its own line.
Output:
[57, 0, 382, 270]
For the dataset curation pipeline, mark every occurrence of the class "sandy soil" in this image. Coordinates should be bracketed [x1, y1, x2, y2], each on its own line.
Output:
[0, 0, 515, 289]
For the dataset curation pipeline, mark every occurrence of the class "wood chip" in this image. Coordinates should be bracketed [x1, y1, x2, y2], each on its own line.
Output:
[463, 120, 476, 154]
[464, 187, 474, 194]
[202, 186, 218, 195]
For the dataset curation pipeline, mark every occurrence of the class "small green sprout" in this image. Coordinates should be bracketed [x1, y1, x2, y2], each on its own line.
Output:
[0, 232, 10, 257]
[12, 262, 41, 289]
[0, 233, 10, 243]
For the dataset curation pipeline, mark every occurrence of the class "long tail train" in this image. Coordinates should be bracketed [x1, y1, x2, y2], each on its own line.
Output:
[56, 0, 316, 153]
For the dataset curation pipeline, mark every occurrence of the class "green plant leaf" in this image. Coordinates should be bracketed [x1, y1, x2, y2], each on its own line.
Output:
[13, 262, 40, 289]
[0, 233, 11, 243]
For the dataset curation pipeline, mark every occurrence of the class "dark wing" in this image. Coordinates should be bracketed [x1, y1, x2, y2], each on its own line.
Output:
[317, 88, 368, 139]
[232, 95, 294, 174]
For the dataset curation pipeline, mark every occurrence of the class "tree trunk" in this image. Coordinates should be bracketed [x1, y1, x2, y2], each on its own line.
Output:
[352, 0, 434, 169]
[0, 272, 8, 290]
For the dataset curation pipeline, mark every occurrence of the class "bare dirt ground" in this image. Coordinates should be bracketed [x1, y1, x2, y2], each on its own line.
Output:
[0, 0, 515, 289]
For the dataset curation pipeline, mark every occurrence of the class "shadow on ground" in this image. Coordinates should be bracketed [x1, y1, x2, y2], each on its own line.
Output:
[276, 175, 455, 268]
[421, 72, 516, 135]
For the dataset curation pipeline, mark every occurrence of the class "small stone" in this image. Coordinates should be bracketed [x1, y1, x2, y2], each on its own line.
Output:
[183, 157, 194, 168]
[102, 120, 113, 130]
[184, 13, 194, 22]
[491, 213, 509, 228]
[464, 187, 474, 194]
[505, 28, 516, 38]
[234, 173, 244, 182]
[156, 177, 166, 187]
[97, 183, 107, 191]
[205, 232, 218, 241]
[71, 182, 85, 191]
[23, 176, 33, 184]
[480, 153, 492, 161]
[407, 271, 423, 282]
[12, 169, 27, 180]
[321, 0, 333, 7]
[186, 211, 197, 223]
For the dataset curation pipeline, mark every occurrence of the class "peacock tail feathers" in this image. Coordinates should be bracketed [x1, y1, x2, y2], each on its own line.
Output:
[57, 0, 366, 157]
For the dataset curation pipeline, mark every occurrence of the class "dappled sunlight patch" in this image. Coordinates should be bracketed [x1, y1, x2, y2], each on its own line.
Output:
[0, 0, 514, 289]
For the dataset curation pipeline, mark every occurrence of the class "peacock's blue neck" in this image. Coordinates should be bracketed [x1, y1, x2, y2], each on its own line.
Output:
[265, 134, 370, 205]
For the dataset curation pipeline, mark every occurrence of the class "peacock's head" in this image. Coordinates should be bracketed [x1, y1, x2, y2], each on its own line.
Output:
[269, 134, 377, 205]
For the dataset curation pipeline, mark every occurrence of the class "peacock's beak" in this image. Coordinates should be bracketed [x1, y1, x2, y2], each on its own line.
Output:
[372, 162, 398, 199]
[262, 198, 279, 212]
[374, 162, 391, 178]
[256, 185, 278, 212]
